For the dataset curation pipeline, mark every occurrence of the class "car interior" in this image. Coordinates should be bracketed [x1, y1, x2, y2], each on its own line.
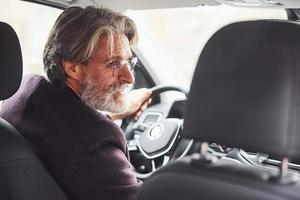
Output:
[1, 0, 300, 199]
[137, 19, 300, 200]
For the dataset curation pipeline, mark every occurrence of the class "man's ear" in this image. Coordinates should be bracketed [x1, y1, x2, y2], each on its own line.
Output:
[62, 60, 85, 81]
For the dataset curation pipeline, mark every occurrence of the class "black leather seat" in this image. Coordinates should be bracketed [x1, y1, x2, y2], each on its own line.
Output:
[0, 22, 67, 200]
[137, 20, 300, 200]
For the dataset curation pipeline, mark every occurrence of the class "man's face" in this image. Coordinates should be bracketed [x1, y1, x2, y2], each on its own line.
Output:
[80, 34, 135, 113]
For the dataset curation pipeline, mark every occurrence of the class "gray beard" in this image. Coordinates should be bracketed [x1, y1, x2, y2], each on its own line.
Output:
[81, 78, 131, 113]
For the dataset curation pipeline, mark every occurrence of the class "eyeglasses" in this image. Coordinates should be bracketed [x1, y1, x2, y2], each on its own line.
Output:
[107, 56, 138, 72]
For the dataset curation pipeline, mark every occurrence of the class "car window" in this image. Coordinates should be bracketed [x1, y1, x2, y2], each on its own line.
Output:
[126, 6, 287, 88]
[0, 0, 62, 75]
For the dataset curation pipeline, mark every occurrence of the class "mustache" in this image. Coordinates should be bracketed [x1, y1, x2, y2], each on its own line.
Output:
[109, 83, 132, 93]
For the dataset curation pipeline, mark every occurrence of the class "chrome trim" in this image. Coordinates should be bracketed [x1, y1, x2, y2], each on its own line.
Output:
[151, 160, 156, 171]
[147, 123, 164, 140]
[266, 158, 300, 169]
[162, 155, 170, 166]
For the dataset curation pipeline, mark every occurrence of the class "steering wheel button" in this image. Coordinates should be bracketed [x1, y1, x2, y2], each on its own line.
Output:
[137, 125, 147, 131]
[128, 140, 136, 146]
[149, 125, 162, 140]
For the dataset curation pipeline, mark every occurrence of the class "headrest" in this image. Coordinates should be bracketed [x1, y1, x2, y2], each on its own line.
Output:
[183, 20, 300, 162]
[0, 22, 22, 100]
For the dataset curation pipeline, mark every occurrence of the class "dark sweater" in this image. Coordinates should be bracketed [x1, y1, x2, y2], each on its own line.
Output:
[0, 74, 141, 200]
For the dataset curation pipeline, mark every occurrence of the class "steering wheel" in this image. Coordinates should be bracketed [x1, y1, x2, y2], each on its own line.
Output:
[124, 85, 193, 179]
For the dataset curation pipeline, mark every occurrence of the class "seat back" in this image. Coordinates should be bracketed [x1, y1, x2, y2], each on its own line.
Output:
[137, 20, 300, 200]
[0, 22, 67, 200]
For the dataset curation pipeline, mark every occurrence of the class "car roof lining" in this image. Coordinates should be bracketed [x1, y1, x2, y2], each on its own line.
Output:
[22, 0, 300, 11]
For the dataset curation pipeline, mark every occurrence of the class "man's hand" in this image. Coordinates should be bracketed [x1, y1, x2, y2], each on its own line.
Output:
[108, 88, 152, 121]
[128, 88, 152, 121]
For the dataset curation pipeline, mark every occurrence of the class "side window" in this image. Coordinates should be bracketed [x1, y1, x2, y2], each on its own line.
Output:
[133, 61, 155, 89]
[0, 0, 62, 75]
[132, 59, 160, 105]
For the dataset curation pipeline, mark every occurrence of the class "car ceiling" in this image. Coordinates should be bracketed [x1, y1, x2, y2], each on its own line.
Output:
[23, 0, 300, 11]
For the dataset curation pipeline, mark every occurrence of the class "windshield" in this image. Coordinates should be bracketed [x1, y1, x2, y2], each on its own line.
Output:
[127, 5, 287, 88]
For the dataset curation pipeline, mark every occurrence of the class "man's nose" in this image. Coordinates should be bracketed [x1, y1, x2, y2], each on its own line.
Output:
[118, 64, 135, 84]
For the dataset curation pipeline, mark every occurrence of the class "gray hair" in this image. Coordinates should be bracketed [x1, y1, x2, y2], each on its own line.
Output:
[43, 6, 138, 86]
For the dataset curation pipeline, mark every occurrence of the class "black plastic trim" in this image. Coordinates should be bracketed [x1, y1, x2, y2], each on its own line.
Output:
[21, 0, 67, 10]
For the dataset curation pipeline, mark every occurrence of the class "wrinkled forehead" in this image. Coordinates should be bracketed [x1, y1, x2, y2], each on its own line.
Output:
[96, 33, 132, 61]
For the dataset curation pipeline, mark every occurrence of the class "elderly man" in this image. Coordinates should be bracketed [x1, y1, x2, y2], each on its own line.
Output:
[0, 6, 151, 200]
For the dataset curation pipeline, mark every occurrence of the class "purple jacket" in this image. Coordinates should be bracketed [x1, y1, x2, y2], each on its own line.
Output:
[0, 74, 141, 200]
